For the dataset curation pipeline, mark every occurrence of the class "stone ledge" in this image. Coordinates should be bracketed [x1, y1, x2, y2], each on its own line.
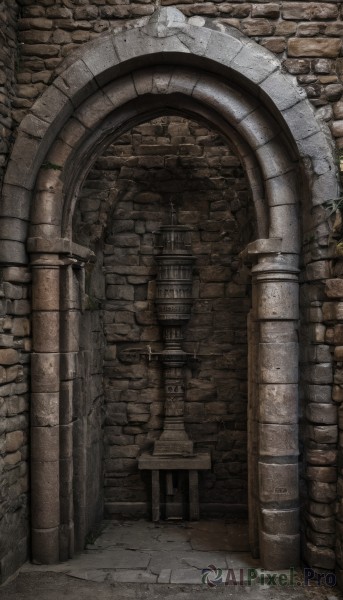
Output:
[138, 452, 211, 470]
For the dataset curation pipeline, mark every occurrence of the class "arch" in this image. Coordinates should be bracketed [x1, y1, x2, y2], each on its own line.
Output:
[0, 6, 340, 572]
[0, 8, 339, 264]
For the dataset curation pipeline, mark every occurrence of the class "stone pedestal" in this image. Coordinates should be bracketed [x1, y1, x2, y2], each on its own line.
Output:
[140, 213, 211, 519]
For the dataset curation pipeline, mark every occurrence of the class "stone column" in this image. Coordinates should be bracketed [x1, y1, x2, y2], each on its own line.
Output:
[253, 253, 300, 570]
[59, 263, 80, 560]
[247, 297, 260, 558]
[153, 224, 194, 457]
[31, 254, 61, 563]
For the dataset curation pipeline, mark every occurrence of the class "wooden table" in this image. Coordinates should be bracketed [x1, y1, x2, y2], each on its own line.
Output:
[138, 452, 211, 521]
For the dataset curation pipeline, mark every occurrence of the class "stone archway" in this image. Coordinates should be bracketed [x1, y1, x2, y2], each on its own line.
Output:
[0, 6, 339, 572]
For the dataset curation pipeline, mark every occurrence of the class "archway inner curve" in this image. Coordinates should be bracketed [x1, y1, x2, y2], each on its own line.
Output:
[30, 65, 302, 259]
[73, 113, 255, 533]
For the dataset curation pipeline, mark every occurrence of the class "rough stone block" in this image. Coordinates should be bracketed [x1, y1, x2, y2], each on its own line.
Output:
[288, 38, 342, 58]
[0, 349, 19, 365]
[303, 541, 335, 570]
[306, 403, 337, 425]
[307, 424, 337, 444]
[0, 537, 28, 585]
[306, 449, 337, 466]
[334, 325, 343, 345]
[302, 364, 333, 385]
[307, 501, 335, 517]
[5, 430, 24, 453]
[308, 480, 337, 503]
[282, 2, 338, 20]
[306, 466, 337, 483]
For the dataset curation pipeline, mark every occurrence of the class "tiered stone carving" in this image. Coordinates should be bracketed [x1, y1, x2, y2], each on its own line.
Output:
[153, 218, 194, 456]
[138, 206, 211, 520]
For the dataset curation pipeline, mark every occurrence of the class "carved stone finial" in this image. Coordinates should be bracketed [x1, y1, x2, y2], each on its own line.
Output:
[144, 7, 187, 38]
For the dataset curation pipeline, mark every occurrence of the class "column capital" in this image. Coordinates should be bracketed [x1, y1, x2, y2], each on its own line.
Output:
[241, 239, 299, 279]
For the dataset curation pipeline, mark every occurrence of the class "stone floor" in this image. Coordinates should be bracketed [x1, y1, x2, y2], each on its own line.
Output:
[1, 519, 342, 599]
[22, 519, 256, 585]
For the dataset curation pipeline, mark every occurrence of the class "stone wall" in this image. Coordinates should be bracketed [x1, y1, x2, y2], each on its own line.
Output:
[74, 116, 254, 516]
[13, 2, 343, 152]
[0, 0, 30, 584]
[0, 266, 30, 582]
[0, 0, 20, 185]
[299, 176, 343, 573]
[300, 256, 343, 581]
[0, 0, 342, 583]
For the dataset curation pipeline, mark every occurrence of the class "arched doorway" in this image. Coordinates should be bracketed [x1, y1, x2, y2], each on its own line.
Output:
[0, 7, 339, 572]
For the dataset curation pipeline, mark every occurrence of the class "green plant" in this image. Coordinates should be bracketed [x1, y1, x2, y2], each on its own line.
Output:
[323, 196, 343, 218]
[324, 196, 343, 255]
[41, 161, 62, 171]
[85, 294, 101, 311]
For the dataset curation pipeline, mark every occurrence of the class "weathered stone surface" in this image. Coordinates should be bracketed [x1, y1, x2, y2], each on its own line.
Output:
[325, 279, 343, 298]
[308, 480, 337, 503]
[260, 531, 300, 571]
[282, 3, 339, 21]
[306, 448, 337, 465]
[289, 38, 341, 58]
[0, 1, 342, 581]
[306, 403, 337, 424]
[259, 424, 298, 457]
[306, 466, 337, 483]
[259, 462, 298, 503]
[5, 430, 25, 453]
[0, 349, 19, 365]
[303, 541, 335, 570]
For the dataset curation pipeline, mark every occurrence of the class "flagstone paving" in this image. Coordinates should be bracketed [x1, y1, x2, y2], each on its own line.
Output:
[19, 519, 254, 584]
[1, 519, 342, 599]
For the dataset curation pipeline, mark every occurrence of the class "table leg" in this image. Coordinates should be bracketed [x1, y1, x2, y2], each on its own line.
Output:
[189, 470, 199, 521]
[152, 470, 160, 522]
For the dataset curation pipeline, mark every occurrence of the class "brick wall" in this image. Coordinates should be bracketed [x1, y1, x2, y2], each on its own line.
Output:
[74, 115, 254, 515]
[12, 2, 343, 151]
[0, 0, 30, 583]
[0, 0, 20, 186]
[0, 0, 342, 581]
[0, 266, 30, 581]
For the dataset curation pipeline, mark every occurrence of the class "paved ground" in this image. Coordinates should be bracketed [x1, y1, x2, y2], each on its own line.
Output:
[1, 519, 342, 599]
